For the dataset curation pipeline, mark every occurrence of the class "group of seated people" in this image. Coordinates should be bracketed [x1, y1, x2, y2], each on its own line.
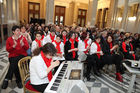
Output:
[1, 23, 140, 92]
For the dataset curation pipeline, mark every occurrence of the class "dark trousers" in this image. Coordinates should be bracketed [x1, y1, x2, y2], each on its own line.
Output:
[124, 54, 139, 60]
[101, 54, 123, 73]
[5, 55, 25, 83]
[32, 83, 48, 93]
[86, 54, 101, 77]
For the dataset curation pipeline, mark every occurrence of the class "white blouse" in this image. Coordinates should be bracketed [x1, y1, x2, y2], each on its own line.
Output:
[52, 42, 65, 60]
[43, 34, 56, 44]
[90, 42, 100, 55]
[30, 54, 49, 85]
[31, 40, 44, 53]
[78, 39, 92, 55]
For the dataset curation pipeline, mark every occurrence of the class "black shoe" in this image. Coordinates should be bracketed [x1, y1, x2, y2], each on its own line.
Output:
[17, 82, 23, 88]
[1, 80, 8, 89]
[94, 72, 101, 77]
[86, 76, 91, 81]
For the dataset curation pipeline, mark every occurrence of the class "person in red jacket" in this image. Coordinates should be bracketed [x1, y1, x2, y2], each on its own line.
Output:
[121, 37, 139, 60]
[2, 25, 29, 89]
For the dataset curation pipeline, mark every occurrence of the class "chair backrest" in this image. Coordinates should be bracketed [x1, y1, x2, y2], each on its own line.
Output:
[18, 56, 31, 87]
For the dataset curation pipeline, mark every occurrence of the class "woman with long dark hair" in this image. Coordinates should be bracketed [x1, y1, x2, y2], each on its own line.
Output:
[101, 35, 123, 82]
[64, 32, 78, 60]
[30, 43, 60, 92]
[78, 32, 91, 61]
[61, 30, 67, 45]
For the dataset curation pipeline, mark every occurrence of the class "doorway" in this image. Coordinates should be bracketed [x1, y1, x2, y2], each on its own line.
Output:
[54, 6, 66, 25]
[28, 2, 40, 23]
[77, 9, 87, 27]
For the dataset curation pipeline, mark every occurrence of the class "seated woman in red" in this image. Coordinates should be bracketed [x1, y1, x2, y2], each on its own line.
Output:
[30, 43, 60, 93]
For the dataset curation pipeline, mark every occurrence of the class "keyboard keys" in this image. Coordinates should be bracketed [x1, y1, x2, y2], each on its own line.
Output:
[50, 63, 68, 92]
[55, 79, 61, 83]
[50, 86, 58, 91]
[53, 83, 59, 86]
[58, 74, 63, 77]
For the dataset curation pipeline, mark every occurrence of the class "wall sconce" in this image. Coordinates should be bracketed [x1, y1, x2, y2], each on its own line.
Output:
[117, 17, 122, 22]
[0, 0, 3, 3]
[128, 16, 136, 21]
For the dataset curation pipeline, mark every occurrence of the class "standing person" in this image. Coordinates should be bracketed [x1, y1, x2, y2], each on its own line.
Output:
[2, 25, 29, 89]
[64, 32, 78, 60]
[20, 25, 32, 56]
[30, 43, 60, 92]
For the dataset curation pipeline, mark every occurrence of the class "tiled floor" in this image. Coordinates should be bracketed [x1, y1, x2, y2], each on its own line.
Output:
[0, 47, 140, 93]
[0, 77, 117, 93]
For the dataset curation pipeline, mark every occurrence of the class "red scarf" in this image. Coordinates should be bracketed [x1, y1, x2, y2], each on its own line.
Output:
[122, 42, 128, 52]
[130, 43, 135, 60]
[41, 51, 52, 81]
[69, 38, 76, 59]
[54, 40, 62, 54]
[75, 37, 79, 42]
[95, 42, 101, 59]
[42, 35, 44, 39]
[50, 34, 55, 42]
[108, 42, 113, 54]
[63, 35, 67, 45]
[122, 42, 135, 60]
[84, 39, 89, 54]
[35, 39, 42, 47]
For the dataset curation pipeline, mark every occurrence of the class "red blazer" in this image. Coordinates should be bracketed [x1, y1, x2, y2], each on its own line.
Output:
[6, 36, 29, 58]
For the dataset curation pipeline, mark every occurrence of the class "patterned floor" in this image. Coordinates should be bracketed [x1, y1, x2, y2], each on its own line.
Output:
[0, 47, 140, 93]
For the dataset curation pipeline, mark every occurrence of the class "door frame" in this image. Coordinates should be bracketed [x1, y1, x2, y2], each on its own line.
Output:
[54, 5, 66, 25]
[28, 2, 40, 23]
[77, 9, 87, 27]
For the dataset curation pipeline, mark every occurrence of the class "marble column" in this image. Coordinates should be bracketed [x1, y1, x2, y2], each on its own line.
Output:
[45, 0, 54, 25]
[125, 6, 131, 32]
[134, 3, 140, 33]
[0, 1, 4, 47]
[90, 0, 98, 26]
[7, 0, 13, 36]
[6, 0, 19, 36]
[112, 0, 118, 28]
[120, 0, 129, 31]
[15, 0, 19, 25]
[87, 0, 98, 26]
